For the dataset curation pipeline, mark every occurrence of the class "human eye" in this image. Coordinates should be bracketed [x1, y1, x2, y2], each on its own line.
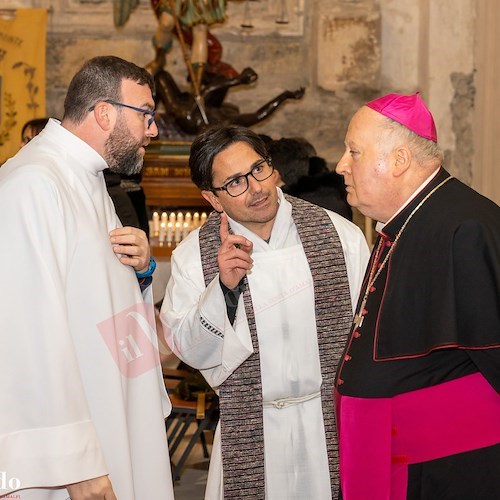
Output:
[252, 162, 265, 174]
[228, 176, 244, 189]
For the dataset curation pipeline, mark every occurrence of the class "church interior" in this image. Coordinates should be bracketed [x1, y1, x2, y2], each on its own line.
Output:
[1, 0, 499, 497]
[2, 0, 499, 202]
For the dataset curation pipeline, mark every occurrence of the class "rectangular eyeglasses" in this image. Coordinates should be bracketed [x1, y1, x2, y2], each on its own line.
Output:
[89, 100, 156, 129]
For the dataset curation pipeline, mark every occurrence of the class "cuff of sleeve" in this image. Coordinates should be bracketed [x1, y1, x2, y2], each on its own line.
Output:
[0, 420, 107, 494]
[219, 278, 246, 325]
[136, 256, 156, 279]
[139, 275, 153, 293]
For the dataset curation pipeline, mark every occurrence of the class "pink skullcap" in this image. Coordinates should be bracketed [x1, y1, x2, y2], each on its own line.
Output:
[365, 92, 437, 142]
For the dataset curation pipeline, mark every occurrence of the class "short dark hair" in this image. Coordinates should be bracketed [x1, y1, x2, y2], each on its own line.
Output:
[21, 117, 49, 140]
[62, 55, 154, 125]
[189, 125, 268, 190]
[267, 137, 313, 187]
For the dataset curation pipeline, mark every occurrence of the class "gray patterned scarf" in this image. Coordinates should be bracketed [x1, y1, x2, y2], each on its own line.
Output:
[199, 194, 353, 498]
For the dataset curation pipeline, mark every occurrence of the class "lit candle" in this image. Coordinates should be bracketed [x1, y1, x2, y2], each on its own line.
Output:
[200, 212, 207, 226]
[182, 221, 189, 239]
[185, 212, 192, 228]
[174, 222, 181, 243]
[158, 222, 166, 245]
[169, 212, 176, 225]
[193, 212, 200, 228]
[161, 212, 168, 226]
[177, 211, 184, 226]
[166, 222, 173, 245]
[152, 211, 160, 236]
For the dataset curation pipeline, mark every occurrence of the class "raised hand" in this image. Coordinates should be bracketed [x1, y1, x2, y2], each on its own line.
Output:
[217, 212, 253, 290]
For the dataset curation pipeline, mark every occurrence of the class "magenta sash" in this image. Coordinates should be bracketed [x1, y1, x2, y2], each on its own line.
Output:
[336, 373, 500, 500]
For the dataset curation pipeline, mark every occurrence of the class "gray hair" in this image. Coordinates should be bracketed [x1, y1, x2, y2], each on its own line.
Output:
[379, 116, 444, 165]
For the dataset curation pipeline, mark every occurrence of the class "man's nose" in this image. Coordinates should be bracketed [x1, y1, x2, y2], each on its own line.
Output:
[248, 174, 263, 192]
[146, 120, 159, 138]
[336, 152, 350, 175]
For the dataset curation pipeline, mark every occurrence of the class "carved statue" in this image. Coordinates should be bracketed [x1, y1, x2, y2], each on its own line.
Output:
[154, 67, 305, 136]
[113, 0, 306, 137]
[146, 0, 305, 136]
[148, 0, 228, 89]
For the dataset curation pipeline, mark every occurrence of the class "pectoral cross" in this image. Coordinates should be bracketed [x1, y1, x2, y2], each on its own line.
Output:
[353, 296, 367, 329]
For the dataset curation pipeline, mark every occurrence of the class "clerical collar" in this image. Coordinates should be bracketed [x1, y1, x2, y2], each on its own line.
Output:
[375, 166, 442, 237]
[47, 118, 108, 175]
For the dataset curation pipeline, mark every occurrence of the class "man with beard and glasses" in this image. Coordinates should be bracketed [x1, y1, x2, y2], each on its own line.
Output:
[160, 125, 370, 499]
[0, 56, 175, 500]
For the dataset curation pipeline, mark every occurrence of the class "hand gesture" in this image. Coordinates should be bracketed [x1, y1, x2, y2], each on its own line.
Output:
[66, 475, 117, 499]
[109, 226, 150, 273]
[217, 212, 253, 290]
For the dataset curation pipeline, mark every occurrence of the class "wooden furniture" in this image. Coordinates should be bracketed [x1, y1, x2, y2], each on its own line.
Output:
[142, 141, 212, 259]
[163, 365, 219, 481]
[141, 140, 211, 210]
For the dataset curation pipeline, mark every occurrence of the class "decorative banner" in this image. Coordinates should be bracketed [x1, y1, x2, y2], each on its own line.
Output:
[0, 8, 47, 164]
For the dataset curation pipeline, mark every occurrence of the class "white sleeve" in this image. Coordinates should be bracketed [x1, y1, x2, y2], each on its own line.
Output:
[0, 170, 107, 494]
[160, 233, 253, 389]
[326, 211, 371, 312]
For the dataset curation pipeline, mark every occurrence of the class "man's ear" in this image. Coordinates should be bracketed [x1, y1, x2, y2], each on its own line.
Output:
[92, 101, 114, 132]
[392, 146, 412, 177]
[201, 190, 223, 213]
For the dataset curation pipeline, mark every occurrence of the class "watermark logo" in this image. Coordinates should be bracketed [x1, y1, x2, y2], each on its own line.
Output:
[0, 471, 21, 493]
[98, 302, 160, 378]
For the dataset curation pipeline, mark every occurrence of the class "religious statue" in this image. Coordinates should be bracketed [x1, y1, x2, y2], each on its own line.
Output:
[154, 66, 305, 136]
[150, 2, 305, 136]
[113, 0, 306, 137]
[148, 0, 227, 85]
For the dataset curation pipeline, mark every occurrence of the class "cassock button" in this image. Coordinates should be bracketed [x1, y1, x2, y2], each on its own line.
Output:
[338, 379, 344, 386]
[362, 309, 368, 316]
[385, 240, 393, 247]
[369, 286, 376, 292]
[353, 331, 361, 338]
[344, 354, 352, 361]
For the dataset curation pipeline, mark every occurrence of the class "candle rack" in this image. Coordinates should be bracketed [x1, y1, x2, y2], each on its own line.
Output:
[142, 140, 212, 259]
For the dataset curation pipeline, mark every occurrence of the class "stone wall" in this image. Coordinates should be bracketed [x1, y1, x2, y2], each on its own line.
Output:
[378, 0, 477, 183]
[7, 0, 480, 175]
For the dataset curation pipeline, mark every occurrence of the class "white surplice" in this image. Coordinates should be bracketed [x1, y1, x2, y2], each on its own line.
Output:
[161, 191, 370, 499]
[0, 120, 174, 500]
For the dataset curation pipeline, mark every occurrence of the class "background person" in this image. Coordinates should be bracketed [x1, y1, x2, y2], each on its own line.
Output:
[20, 117, 49, 146]
[268, 136, 352, 220]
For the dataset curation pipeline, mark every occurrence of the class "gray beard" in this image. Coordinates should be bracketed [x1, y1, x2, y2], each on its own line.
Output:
[104, 120, 144, 176]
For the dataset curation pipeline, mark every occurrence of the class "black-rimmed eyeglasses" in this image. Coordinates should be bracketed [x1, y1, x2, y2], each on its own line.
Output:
[89, 100, 155, 129]
[211, 158, 274, 197]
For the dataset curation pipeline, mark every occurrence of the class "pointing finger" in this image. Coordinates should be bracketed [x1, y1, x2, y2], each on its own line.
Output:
[219, 212, 230, 242]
